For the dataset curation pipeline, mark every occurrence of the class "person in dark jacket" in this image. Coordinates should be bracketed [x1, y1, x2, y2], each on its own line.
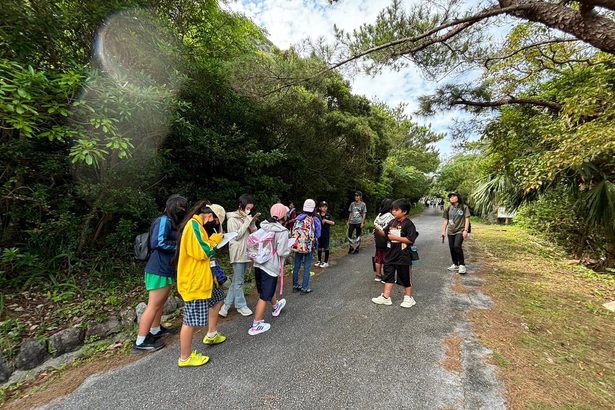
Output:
[133, 194, 187, 352]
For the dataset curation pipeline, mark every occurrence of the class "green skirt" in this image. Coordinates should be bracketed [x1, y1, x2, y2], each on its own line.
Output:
[144, 272, 175, 291]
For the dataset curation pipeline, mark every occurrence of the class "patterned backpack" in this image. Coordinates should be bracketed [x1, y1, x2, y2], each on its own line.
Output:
[291, 216, 315, 254]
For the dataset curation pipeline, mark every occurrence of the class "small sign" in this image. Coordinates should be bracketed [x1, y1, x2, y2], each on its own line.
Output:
[603, 301, 615, 313]
[497, 207, 516, 219]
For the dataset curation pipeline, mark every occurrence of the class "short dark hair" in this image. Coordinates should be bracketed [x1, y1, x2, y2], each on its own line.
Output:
[237, 194, 254, 210]
[391, 198, 410, 214]
[379, 198, 394, 215]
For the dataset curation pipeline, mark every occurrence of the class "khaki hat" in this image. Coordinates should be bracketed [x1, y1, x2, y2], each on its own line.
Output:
[209, 204, 226, 224]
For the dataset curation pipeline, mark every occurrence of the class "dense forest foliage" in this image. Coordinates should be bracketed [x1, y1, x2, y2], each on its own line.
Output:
[0, 0, 441, 290]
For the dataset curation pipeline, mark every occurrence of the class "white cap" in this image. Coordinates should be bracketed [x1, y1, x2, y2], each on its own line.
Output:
[303, 199, 316, 212]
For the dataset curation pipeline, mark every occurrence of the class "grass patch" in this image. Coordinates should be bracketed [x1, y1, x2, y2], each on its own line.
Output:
[469, 223, 615, 409]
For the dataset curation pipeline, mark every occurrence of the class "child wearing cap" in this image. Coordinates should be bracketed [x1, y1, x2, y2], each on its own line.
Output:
[248, 203, 291, 335]
[175, 201, 228, 367]
[315, 201, 335, 268]
[291, 199, 321, 294]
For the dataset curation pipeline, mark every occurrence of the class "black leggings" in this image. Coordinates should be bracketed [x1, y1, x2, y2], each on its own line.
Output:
[348, 224, 362, 240]
[447, 234, 465, 266]
[317, 249, 330, 263]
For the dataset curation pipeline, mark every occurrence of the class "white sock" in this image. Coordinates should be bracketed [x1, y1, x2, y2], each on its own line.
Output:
[206, 331, 217, 338]
[150, 326, 161, 335]
[136, 335, 146, 345]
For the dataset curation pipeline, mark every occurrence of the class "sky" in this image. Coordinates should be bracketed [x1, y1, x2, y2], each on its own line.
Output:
[224, 0, 471, 159]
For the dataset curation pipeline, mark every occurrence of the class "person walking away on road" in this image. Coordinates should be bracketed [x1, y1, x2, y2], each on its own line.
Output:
[347, 191, 367, 254]
[372, 198, 394, 282]
[248, 203, 291, 335]
[441, 192, 471, 274]
[176, 202, 228, 367]
[291, 199, 321, 294]
[315, 201, 335, 267]
[133, 194, 187, 352]
[372, 199, 419, 308]
[219, 194, 258, 318]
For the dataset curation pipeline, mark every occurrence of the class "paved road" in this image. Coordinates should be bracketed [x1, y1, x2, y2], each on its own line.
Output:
[42, 208, 506, 409]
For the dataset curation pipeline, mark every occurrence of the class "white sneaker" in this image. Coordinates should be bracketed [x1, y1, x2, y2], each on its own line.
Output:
[458, 265, 467, 274]
[321, 262, 329, 268]
[371, 294, 392, 305]
[272, 298, 286, 317]
[447, 264, 459, 271]
[248, 321, 271, 336]
[400, 296, 416, 308]
[374, 276, 382, 282]
[315, 261, 322, 267]
[218, 304, 230, 317]
[237, 306, 253, 316]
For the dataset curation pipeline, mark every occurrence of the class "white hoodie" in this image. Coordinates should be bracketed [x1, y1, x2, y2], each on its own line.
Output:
[254, 220, 290, 277]
[227, 210, 257, 263]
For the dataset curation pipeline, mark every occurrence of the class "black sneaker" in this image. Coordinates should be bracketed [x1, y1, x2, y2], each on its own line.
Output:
[151, 325, 175, 339]
[132, 334, 165, 353]
[300, 288, 312, 295]
[353, 248, 360, 254]
[348, 248, 353, 254]
[292, 286, 301, 293]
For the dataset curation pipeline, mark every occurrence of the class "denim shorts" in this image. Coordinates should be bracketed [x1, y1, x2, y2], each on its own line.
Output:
[183, 287, 225, 327]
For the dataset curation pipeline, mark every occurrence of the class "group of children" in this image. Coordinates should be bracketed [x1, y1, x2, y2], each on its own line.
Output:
[133, 191, 469, 366]
[133, 194, 335, 367]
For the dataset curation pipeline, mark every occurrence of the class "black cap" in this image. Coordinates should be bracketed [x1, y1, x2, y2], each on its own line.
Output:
[448, 192, 459, 198]
[354, 191, 362, 197]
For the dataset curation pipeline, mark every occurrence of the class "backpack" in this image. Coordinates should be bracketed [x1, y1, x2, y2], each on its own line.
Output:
[291, 216, 315, 253]
[246, 228, 277, 264]
[134, 232, 151, 261]
[134, 217, 158, 261]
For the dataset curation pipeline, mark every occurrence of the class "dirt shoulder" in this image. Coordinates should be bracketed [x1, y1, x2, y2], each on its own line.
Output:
[465, 223, 615, 409]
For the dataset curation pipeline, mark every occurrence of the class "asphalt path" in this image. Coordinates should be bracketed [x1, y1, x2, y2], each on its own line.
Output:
[42, 208, 506, 409]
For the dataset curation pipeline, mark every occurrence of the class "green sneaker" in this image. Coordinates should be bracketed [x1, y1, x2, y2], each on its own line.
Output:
[203, 332, 227, 345]
[178, 351, 209, 367]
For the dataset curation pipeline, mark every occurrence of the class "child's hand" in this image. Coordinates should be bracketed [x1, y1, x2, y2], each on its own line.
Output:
[210, 232, 224, 244]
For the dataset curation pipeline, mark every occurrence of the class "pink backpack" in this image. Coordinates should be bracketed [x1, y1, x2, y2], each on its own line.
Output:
[246, 229, 276, 264]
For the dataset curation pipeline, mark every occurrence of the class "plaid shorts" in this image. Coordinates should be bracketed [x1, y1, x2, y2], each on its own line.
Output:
[183, 287, 225, 327]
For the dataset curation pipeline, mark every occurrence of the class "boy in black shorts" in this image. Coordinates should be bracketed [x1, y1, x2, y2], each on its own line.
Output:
[371, 199, 418, 308]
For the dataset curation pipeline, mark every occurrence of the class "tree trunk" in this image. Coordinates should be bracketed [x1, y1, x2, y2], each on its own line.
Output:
[500, 0, 615, 54]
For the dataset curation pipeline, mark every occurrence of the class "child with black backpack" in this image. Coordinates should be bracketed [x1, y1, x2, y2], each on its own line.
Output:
[133, 194, 187, 352]
[291, 199, 321, 294]
[247, 203, 291, 335]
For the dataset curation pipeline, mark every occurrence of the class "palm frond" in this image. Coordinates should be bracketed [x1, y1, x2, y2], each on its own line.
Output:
[584, 179, 615, 230]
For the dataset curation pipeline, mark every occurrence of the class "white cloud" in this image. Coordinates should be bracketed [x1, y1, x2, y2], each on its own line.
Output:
[225, 0, 478, 157]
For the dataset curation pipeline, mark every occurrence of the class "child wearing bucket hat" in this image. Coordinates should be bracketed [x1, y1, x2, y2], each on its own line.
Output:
[176, 201, 228, 367]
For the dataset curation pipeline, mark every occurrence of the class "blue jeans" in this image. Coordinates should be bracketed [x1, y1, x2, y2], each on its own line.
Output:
[292, 252, 313, 290]
[224, 262, 249, 308]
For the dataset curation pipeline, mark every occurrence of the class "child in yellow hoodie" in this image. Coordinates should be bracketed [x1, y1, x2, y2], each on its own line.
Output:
[176, 201, 227, 367]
